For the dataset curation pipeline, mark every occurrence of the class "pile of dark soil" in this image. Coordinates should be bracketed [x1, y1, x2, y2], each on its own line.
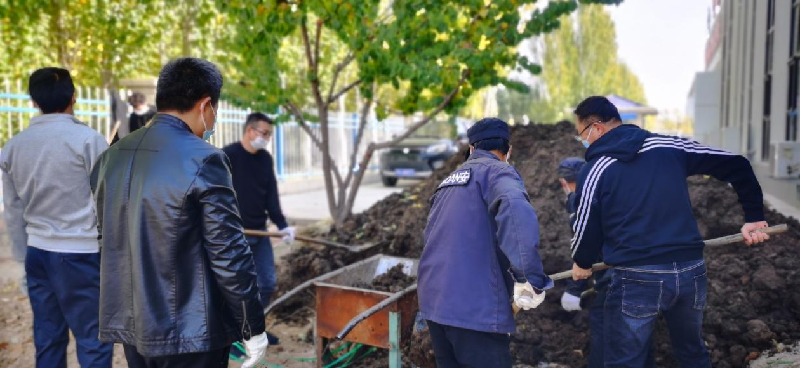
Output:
[272, 193, 410, 323]
[352, 264, 417, 293]
[274, 122, 800, 368]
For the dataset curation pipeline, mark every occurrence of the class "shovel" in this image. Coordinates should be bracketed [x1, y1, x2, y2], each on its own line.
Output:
[243, 229, 379, 253]
[513, 223, 789, 314]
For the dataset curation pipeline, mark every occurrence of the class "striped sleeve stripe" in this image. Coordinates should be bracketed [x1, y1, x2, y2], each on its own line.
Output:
[640, 144, 735, 155]
[571, 157, 611, 235]
[643, 136, 730, 151]
[571, 156, 610, 234]
[571, 157, 616, 254]
[640, 137, 734, 155]
[570, 157, 616, 254]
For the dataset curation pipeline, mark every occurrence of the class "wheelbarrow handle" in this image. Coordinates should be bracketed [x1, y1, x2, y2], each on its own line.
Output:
[263, 274, 329, 315]
[335, 284, 418, 340]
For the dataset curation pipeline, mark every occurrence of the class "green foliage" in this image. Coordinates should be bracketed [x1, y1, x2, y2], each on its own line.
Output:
[497, 87, 537, 123]
[530, 3, 646, 122]
[0, 0, 226, 87]
[0, 0, 627, 222]
[218, 0, 621, 118]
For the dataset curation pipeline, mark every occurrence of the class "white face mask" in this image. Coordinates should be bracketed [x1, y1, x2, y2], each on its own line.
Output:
[133, 105, 149, 115]
[251, 136, 269, 150]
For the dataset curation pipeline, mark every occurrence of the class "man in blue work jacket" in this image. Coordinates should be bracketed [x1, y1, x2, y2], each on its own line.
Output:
[418, 118, 553, 368]
[569, 96, 771, 367]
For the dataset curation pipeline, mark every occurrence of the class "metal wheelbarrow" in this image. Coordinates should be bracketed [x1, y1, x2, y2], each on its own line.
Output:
[312, 254, 419, 368]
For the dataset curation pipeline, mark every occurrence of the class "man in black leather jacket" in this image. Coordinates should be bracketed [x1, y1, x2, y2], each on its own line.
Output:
[91, 58, 269, 368]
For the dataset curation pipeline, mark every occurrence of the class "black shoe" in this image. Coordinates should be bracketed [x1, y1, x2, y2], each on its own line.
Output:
[267, 331, 280, 346]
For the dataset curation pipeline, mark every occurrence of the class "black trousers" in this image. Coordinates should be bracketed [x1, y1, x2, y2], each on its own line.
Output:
[123, 345, 231, 368]
[427, 320, 512, 368]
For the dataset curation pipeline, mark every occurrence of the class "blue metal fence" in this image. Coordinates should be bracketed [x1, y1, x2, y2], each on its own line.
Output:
[0, 81, 406, 182]
[0, 80, 114, 142]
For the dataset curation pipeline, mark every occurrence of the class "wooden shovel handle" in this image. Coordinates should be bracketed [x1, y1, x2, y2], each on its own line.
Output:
[548, 224, 789, 282]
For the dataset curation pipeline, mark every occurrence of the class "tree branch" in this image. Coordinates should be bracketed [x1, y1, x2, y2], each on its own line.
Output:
[326, 52, 357, 103]
[373, 71, 469, 150]
[303, 17, 336, 221]
[286, 101, 345, 216]
[342, 85, 375, 190]
[342, 71, 469, 217]
[332, 161, 344, 188]
[300, 18, 315, 71]
[314, 18, 323, 75]
[329, 79, 363, 105]
[284, 101, 322, 150]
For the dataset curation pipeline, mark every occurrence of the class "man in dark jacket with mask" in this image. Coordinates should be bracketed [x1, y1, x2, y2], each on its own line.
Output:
[223, 112, 295, 346]
[91, 58, 269, 368]
[418, 118, 553, 368]
[569, 96, 770, 367]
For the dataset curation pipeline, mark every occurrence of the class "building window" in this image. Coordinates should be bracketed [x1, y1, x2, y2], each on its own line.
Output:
[789, 0, 800, 142]
[721, 6, 731, 129]
[747, 1, 757, 155]
[739, 2, 747, 130]
[763, 0, 776, 161]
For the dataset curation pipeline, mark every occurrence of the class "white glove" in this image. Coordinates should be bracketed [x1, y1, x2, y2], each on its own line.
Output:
[242, 332, 270, 368]
[513, 282, 546, 311]
[279, 226, 296, 243]
[561, 292, 581, 311]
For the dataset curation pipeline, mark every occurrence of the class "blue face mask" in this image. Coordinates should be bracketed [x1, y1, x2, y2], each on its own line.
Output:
[203, 129, 215, 142]
[201, 104, 216, 142]
[581, 127, 593, 148]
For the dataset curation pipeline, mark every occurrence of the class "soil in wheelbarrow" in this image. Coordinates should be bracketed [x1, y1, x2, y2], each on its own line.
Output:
[274, 121, 800, 368]
[351, 264, 417, 293]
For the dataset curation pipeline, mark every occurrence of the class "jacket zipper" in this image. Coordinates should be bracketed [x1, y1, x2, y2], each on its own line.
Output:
[241, 301, 253, 340]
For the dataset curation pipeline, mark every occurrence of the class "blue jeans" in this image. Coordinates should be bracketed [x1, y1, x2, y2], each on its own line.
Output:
[588, 271, 608, 368]
[604, 260, 710, 368]
[588, 271, 654, 368]
[246, 235, 277, 307]
[25, 247, 113, 368]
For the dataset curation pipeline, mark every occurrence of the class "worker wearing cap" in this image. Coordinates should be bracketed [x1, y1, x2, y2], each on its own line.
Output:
[559, 157, 655, 368]
[570, 96, 770, 367]
[558, 157, 590, 311]
[418, 117, 553, 368]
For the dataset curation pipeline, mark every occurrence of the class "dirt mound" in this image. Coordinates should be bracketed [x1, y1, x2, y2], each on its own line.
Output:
[275, 122, 800, 368]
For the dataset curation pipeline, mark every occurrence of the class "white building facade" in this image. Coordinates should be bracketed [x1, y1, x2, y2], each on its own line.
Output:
[690, 0, 800, 212]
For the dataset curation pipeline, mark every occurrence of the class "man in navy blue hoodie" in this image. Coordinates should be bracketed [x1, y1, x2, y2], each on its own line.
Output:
[569, 96, 770, 367]
[418, 118, 553, 367]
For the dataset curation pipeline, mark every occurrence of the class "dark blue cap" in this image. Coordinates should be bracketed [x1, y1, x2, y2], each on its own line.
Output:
[467, 118, 510, 145]
[558, 157, 586, 182]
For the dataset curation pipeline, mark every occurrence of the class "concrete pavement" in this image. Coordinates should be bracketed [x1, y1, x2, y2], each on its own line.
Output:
[280, 180, 413, 225]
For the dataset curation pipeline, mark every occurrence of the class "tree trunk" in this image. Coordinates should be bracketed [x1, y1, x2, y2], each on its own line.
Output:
[318, 109, 340, 220]
[337, 73, 467, 222]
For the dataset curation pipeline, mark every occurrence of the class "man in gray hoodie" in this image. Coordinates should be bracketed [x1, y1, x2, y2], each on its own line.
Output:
[0, 67, 112, 367]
